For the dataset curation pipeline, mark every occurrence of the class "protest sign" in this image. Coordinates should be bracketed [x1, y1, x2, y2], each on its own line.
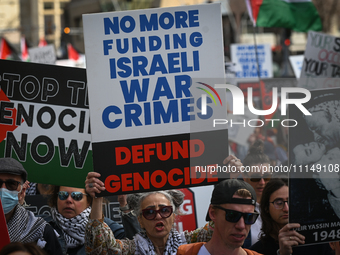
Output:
[298, 31, 340, 89]
[174, 188, 197, 232]
[289, 55, 304, 78]
[289, 87, 340, 245]
[29, 45, 56, 65]
[0, 60, 91, 188]
[83, 4, 228, 195]
[231, 43, 273, 78]
[0, 199, 10, 250]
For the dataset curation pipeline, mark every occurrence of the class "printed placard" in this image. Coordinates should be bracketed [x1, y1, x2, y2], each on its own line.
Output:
[0, 60, 91, 188]
[83, 4, 228, 195]
[289, 87, 340, 245]
[231, 43, 273, 78]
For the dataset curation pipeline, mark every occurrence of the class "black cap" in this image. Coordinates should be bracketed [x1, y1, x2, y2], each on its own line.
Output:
[0, 158, 27, 182]
[206, 179, 256, 221]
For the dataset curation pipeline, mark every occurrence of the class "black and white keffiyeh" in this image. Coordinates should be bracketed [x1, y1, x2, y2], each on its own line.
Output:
[7, 205, 47, 245]
[134, 228, 187, 255]
[51, 206, 91, 248]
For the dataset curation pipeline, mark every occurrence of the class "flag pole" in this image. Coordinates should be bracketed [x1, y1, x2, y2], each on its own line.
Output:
[251, 25, 267, 140]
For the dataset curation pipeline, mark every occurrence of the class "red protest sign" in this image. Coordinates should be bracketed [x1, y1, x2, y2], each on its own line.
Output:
[0, 199, 10, 250]
[175, 188, 197, 232]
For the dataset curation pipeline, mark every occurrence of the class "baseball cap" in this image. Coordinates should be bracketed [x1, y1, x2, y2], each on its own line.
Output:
[206, 179, 256, 221]
[0, 158, 27, 182]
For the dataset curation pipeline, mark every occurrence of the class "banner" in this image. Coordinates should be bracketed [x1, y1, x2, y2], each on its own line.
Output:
[83, 4, 228, 195]
[289, 87, 340, 245]
[0, 60, 91, 188]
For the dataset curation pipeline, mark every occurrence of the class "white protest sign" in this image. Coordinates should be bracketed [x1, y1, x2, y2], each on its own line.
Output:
[289, 55, 304, 78]
[231, 43, 273, 78]
[28, 45, 56, 65]
[298, 31, 340, 89]
[83, 4, 228, 195]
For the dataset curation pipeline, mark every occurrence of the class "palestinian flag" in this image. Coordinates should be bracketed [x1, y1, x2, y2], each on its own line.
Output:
[246, 0, 322, 32]
[67, 43, 80, 61]
[0, 38, 12, 59]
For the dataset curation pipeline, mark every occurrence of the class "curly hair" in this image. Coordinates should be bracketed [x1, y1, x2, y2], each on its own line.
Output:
[48, 185, 92, 209]
[128, 189, 184, 217]
[260, 178, 288, 242]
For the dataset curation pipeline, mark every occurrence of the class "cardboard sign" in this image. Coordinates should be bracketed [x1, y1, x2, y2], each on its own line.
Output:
[0, 60, 91, 188]
[0, 199, 10, 250]
[298, 31, 340, 89]
[83, 4, 228, 195]
[289, 88, 340, 245]
[231, 43, 273, 78]
[29, 45, 56, 65]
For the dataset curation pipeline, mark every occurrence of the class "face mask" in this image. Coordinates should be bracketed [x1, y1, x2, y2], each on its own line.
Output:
[0, 188, 19, 214]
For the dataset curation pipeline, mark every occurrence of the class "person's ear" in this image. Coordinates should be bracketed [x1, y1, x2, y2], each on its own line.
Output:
[138, 215, 144, 229]
[209, 205, 217, 221]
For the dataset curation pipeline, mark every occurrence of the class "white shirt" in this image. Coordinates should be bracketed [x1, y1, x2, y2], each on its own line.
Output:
[250, 202, 262, 245]
[197, 244, 211, 255]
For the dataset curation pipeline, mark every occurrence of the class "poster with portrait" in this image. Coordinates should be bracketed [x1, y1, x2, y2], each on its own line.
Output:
[289, 87, 340, 245]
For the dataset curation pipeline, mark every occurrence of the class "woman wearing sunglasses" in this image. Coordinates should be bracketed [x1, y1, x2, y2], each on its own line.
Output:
[44, 185, 126, 255]
[250, 178, 332, 255]
[240, 140, 272, 248]
[84, 172, 214, 255]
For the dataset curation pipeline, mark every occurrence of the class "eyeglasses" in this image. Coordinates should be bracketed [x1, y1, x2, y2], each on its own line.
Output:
[214, 205, 259, 225]
[249, 173, 272, 182]
[58, 191, 87, 201]
[142, 206, 173, 220]
[0, 179, 21, 191]
[270, 198, 288, 210]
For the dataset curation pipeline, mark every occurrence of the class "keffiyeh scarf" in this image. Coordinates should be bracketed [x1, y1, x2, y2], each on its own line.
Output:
[7, 205, 47, 245]
[134, 229, 187, 255]
[51, 206, 91, 248]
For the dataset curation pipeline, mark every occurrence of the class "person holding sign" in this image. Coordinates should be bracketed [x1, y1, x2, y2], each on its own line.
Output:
[84, 172, 214, 255]
[43, 185, 126, 255]
[250, 178, 332, 255]
[0, 158, 62, 255]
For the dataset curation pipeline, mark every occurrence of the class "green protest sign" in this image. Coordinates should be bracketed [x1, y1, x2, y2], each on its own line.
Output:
[0, 60, 92, 188]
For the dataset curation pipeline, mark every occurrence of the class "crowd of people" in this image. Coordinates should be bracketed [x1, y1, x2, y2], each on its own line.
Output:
[1, 90, 340, 254]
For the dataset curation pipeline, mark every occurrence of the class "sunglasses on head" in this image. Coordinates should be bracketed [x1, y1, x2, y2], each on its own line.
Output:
[0, 179, 21, 191]
[142, 206, 173, 220]
[249, 173, 272, 182]
[214, 205, 259, 225]
[58, 191, 87, 201]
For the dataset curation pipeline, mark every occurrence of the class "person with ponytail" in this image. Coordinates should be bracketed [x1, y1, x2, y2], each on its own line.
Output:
[241, 140, 272, 248]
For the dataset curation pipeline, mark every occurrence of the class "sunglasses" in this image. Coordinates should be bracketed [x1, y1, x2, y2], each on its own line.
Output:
[214, 205, 259, 225]
[58, 191, 87, 201]
[270, 198, 289, 210]
[0, 179, 21, 191]
[249, 173, 272, 182]
[142, 206, 173, 220]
